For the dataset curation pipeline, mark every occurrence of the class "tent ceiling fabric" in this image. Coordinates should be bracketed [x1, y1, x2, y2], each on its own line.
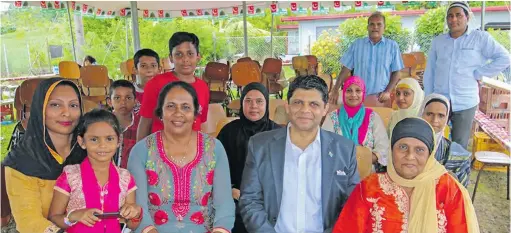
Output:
[71, 1, 267, 11]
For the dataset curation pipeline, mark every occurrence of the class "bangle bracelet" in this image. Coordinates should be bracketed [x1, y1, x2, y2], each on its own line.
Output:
[130, 207, 143, 222]
[65, 210, 77, 226]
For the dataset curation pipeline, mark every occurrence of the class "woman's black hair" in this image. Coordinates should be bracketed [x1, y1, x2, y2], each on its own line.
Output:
[77, 109, 122, 138]
[154, 81, 200, 118]
[84, 55, 96, 64]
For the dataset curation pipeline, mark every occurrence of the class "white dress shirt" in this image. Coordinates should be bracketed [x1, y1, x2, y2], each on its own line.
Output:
[275, 125, 323, 233]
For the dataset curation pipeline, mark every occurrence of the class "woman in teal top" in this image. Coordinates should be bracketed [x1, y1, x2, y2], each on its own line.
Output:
[128, 81, 234, 233]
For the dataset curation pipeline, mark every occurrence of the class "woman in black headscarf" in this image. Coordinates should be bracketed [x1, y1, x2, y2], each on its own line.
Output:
[217, 82, 280, 233]
[2, 78, 86, 233]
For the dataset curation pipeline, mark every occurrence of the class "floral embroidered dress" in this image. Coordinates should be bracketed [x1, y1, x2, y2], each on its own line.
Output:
[54, 157, 137, 233]
[332, 173, 470, 233]
[323, 110, 389, 166]
[128, 131, 235, 233]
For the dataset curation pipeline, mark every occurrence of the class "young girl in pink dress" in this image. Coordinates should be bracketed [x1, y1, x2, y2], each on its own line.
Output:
[48, 109, 142, 233]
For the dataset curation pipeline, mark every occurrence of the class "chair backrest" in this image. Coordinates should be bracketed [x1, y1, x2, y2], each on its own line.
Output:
[262, 58, 283, 90]
[214, 117, 238, 137]
[59, 61, 81, 80]
[237, 57, 252, 63]
[201, 103, 226, 135]
[18, 78, 43, 127]
[370, 107, 394, 128]
[305, 55, 318, 75]
[120, 61, 129, 77]
[82, 98, 100, 113]
[401, 53, 417, 78]
[411, 51, 426, 71]
[273, 104, 289, 126]
[80, 65, 109, 96]
[356, 146, 373, 180]
[318, 73, 333, 93]
[231, 61, 261, 87]
[269, 99, 286, 121]
[292, 56, 309, 76]
[204, 62, 229, 82]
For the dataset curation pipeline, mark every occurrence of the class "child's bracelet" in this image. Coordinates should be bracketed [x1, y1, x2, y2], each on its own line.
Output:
[130, 208, 143, 223]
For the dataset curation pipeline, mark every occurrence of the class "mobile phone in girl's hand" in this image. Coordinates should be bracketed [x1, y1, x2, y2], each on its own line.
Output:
[93, 212, 121, 219]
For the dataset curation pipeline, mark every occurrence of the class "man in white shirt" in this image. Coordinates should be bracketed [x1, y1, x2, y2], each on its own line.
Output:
[239, 75, 360, 233]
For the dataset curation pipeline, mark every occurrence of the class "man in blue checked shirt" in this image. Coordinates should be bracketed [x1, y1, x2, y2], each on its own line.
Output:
[423, 1, 510, 149]
[330, 11, 404, 108]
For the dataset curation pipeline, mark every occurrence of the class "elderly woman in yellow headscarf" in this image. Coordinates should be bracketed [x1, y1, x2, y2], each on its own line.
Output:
[333, 117, 479, 233]
[388, 78, 424, 135]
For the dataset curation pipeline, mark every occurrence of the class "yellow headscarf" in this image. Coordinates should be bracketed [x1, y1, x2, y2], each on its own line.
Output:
[388, 78, 425, 135]
[388, 117, 479, 233]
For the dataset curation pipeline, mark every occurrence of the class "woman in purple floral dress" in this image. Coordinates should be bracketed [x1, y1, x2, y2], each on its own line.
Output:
[128, 81, 234, 233]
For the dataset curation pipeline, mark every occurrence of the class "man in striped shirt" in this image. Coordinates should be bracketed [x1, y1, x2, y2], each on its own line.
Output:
[330, 11, 404, 107]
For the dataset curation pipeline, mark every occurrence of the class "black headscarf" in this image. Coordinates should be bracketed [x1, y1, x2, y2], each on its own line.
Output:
[391, 117, 435, 154]
[3, 78, 86, 180]
[217, 82, 280, 189]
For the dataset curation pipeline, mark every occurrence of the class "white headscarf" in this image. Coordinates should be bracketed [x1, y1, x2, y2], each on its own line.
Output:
[419, 93, 451, 145]
[388, 78, 425, 135]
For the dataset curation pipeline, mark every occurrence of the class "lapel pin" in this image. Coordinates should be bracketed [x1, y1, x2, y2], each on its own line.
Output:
[329, 151, 333, 157]
[336, 170, 346, 176]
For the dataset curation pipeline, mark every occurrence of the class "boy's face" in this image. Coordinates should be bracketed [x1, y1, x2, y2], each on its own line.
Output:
[169, 42, 201, 76]
[135, 55, 160, 86]
[108, 87, 136, 115]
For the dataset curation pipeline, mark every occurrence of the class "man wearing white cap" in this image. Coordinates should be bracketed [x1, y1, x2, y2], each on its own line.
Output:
[423, 1, 510, 149]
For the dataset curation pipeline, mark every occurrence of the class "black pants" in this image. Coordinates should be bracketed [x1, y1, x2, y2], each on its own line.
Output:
[232, 200, 248, 233]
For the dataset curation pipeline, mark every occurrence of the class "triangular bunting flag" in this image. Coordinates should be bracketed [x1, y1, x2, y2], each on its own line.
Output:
[40, 1, 47, 8]
[270, 3, 277, 13]
[158, 10, 164, 18]
[248, 5, 254, 14]
[312, 2, 319, 11]
[290, 2, 297, 11]
[181, 10, 188, 16]
[143, 9, 149, 18]
[196, 9, 203, 16]
[334, 1, 340, 8]
[232, 6, 239, 15]
[54, 1, 60, 9]
[212, 8, 219, 17]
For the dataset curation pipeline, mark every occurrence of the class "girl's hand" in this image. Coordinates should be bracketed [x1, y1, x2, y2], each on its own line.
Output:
[68, 208, 102, 227]
[119, 203, 141, 220]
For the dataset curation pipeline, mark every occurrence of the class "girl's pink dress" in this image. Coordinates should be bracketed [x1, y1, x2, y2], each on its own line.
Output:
[54, 157, 137, 233]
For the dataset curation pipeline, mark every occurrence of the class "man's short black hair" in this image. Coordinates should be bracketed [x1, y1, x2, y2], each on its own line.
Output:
[109, 80, 136, 99]
[134, 49, 160, 68]
[287, 75, 329, 104]
[168, 32, 200, 55]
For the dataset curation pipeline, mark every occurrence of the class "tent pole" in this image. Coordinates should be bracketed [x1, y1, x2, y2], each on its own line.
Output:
[270, 11, 274, 58]
[66, 2, 77, 62]
[130, 1, 141, 52]
[243, 1, 248, 57]
[480, 1, 486, 31]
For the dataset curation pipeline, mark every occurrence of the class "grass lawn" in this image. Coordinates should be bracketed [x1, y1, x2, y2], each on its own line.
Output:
[0, 122, 16, 160]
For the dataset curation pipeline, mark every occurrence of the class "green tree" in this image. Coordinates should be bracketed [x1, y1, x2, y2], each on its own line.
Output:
[414, 7, 446, 54]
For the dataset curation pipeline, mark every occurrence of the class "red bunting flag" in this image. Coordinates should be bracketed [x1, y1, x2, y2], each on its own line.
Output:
[232, 6, 239, 15]
[82, 4, 88, 13]
[270, 3, 277, 13]
[248, 5, 254, 14]
[158, 10, 164, 18]
[14, 1, 22, 8]
[212, 8, 218, 16]
[40, 1, 47, 8]
[312, 2, 319, 11]
[71, 1, 75, 10]
[54, 1, 60, 9]
[181, 10, 188, 16]
[143, 9, 149, 17]
[378, 1, 385, 6]
[120, 8, 126, 16]
[355, 1, 362, 7]
[334, 1, 341, 8]
[196, 9, 203, 16]
[290, 2, 297, 11]
[107, 10, 113, 16]
[96, 8, 102, 16]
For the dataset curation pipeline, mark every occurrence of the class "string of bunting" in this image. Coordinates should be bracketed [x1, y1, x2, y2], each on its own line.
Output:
[12, 1, 431, 20]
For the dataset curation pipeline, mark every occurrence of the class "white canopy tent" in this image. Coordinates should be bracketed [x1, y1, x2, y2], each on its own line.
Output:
[3, 1, 489, 63]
